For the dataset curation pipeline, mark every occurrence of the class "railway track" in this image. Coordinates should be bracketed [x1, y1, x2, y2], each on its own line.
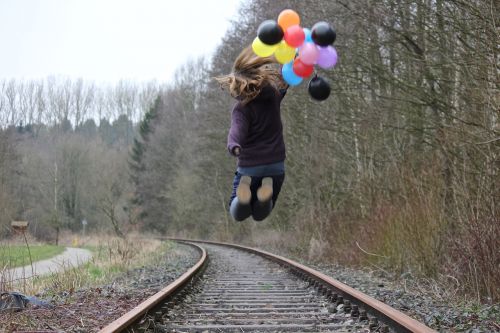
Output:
[100, 240, 436, 333]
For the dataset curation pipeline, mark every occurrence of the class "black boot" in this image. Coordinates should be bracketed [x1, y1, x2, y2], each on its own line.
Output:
[252, 177, 273, 221]
[252, 199, 273, 221]
[230, 176, 252, 221]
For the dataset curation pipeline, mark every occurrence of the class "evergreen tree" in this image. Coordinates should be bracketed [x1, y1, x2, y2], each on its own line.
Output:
[112, 114, 134, 147]
[77, 119, 97, 139]
[128, 96, 161, 216]
[98, 118, 113, 145]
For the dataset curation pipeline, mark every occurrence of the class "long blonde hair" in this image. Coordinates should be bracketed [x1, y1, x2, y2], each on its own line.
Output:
[215, 46, 283, 105]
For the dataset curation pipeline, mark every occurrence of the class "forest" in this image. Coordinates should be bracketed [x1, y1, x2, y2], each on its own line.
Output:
[0, 0, 498, 302]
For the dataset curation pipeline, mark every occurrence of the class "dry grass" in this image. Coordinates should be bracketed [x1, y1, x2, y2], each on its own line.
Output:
[1, 233, 168, 297]
[241, 158, 499, 304]
[0, 235, 48, 292]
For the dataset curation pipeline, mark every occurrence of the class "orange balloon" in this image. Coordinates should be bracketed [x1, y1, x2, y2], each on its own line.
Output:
[278, 9, 300, 30]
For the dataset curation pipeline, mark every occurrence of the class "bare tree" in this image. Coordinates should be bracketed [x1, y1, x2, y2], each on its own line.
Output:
[5, 79, 18, 126]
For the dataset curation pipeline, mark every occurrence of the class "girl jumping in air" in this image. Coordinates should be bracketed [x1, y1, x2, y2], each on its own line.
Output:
[216, 46, 289, 222]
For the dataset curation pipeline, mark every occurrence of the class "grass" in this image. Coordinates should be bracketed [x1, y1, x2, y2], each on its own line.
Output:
[0, 235, 194, 305]
[17, 235, 172, 296]
[261, 283, 273, 290]
[0, 236, 186, 332]
[0, 245, 65, 268]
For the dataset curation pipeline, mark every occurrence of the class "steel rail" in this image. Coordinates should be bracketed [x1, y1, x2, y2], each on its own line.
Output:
[99, 241, 207, 333]
[176, 239, 436, 333]
[100, 238, 435, 332]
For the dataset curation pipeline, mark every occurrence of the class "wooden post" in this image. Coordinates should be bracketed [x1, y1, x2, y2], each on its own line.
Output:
[11, 221, 34, 277]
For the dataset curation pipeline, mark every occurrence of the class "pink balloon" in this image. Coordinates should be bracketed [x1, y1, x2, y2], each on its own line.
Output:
[299, 42, 319, 65]
[317, 46, 338, 69]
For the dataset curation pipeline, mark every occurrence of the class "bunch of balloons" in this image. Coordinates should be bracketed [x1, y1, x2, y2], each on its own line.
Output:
[252, 9, 338, 101]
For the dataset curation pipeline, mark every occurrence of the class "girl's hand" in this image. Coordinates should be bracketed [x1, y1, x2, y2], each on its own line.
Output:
[233, 147, 241, 156]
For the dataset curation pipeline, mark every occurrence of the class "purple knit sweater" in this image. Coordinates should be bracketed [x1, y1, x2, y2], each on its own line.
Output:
[227, 85, 287, 167]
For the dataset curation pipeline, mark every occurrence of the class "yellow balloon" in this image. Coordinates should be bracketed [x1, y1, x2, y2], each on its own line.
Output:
[274, 41, 296, 64]
[252, 37, 278, 57]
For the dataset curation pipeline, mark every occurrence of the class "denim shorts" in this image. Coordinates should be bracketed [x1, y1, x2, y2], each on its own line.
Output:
[237, 161, 285, 177]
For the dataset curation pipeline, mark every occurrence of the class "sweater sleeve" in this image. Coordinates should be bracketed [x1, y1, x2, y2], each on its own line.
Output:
[279, 84, 289, 101]
[227, 104, 249, 156]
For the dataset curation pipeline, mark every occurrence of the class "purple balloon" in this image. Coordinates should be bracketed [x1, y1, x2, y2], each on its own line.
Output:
[317, 46, 338, 69]
[299, 42, 319, 65]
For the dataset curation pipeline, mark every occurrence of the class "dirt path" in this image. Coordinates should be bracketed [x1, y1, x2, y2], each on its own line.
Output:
[8, 247, 92, 280]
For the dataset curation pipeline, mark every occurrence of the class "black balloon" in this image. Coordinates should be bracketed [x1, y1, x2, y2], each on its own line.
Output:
[257, 20, 284, 45]
[308, 76, 331, 101]
[311, 21, 336, 46]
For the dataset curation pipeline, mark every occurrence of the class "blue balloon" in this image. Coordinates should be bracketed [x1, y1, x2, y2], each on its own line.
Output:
[282, 61, 303, 86]
[303, 28, 313, 43]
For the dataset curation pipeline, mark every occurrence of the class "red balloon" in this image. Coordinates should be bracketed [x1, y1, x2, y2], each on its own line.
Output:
[293, 58, 314, 77]
[284, 25, 305, 48]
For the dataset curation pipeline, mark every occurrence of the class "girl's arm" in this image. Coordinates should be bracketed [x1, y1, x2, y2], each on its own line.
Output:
[227, 105, 249, 156]
[279, 84, 289, 100]
[276, 70, 289, 100]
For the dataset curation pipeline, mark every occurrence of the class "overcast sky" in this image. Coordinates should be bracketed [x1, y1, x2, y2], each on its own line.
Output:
[0, 0, 242, 83]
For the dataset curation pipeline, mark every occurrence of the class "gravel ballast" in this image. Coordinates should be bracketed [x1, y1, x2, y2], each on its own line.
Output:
[1, 241, 498, 332]
[303, 262, 499, 332]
